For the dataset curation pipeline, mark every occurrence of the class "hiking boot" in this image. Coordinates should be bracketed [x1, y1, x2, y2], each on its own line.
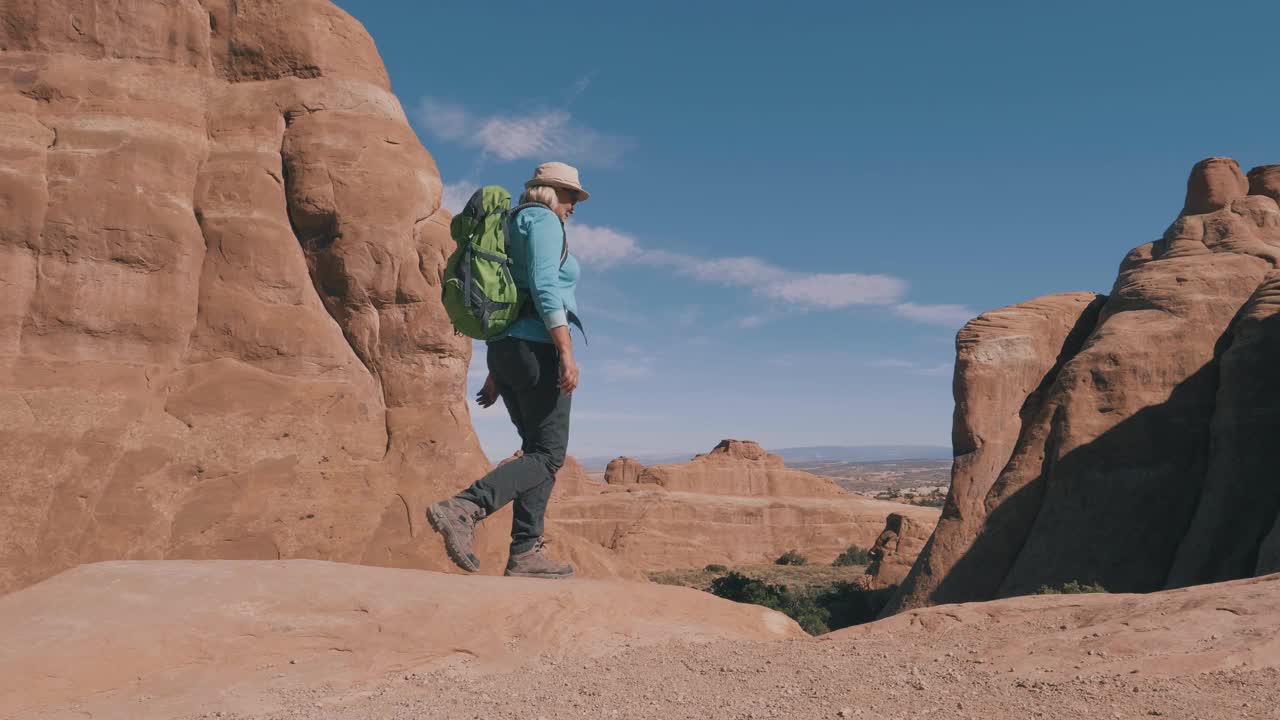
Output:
[505, 539, 574, 579]
[426, 497, 485, 573]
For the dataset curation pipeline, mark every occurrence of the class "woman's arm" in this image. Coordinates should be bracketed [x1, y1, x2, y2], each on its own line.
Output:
[521, 209, 578, 393]
[550, 326, 577, 394]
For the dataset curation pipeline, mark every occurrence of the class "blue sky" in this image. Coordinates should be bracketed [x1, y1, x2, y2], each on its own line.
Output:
[342, 1, 1280, 460]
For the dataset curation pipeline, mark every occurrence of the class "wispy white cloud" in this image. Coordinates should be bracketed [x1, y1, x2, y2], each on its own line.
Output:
[569, 224, 909, 312]
[867, 358, 919, 369]
[918, 363, 954, 377]
[685, 256, 787, 286]
[737, 314, 768, 329]
[893, 302, 977, 328]
[441, 181, 477, 214]
[866, 357, 955, 377]
[416, 98, 628, 166]
[763, 273, 906, 308]
[571, 223, 641, 267]
[418, 98, 470, 141]
[692, 258, 904, 308]
[601, 358, 655, 380]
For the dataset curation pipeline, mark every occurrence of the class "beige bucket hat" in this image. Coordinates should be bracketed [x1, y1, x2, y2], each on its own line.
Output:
[524, 161, 590, 201]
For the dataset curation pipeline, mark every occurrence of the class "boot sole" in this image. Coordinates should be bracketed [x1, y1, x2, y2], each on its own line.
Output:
[426, 504, 480, 573]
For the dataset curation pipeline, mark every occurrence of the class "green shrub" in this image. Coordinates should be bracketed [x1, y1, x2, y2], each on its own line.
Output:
[709, 572, 829, 635]
[1036, 580, 1107, 595]
[813, 581, 892, 629]
[832, 545, 871, 567]
[704, 564, 728, 573]
[912, 494, 947, 508]
[708, 572, 896, 635]
[775, 549, 808, 566]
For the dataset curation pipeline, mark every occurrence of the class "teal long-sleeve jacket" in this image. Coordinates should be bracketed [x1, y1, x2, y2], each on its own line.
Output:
[492, 205, 583, 345]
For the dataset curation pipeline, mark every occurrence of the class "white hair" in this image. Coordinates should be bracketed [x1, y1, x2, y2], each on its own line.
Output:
[519, 184, 561, 209]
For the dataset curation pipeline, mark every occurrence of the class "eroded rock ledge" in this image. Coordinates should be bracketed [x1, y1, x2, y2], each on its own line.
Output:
[885, 157, 1280, 615]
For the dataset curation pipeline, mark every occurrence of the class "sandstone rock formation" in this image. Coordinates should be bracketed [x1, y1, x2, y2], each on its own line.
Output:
[864, 512, 931, 588]
[631, 440, 847, 497]
[604, 455, 646, 485]
[551, 441, 939, 570]
[551, 456, 604, 499]
[0, 0, 630, 593]
[0, 560, 802, 717]
[885, 157, 1280, 614]
[553, 488, 938, 570]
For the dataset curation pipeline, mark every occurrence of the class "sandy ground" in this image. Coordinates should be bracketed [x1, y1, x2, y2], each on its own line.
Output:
[189, 637, 1278, 720]
[6, 563, 1278, 720]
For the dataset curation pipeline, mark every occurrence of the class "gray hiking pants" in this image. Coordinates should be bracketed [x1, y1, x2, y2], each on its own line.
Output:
[456, 337, 570, 554]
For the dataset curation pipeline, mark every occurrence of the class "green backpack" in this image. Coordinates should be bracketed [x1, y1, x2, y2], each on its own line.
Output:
[442, 186, 565, 340]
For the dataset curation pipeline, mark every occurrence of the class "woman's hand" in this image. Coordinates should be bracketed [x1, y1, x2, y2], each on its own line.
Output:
[558, 350, 579, 395]
[475, 374, 499, 408]
[550, 325, 578, 395]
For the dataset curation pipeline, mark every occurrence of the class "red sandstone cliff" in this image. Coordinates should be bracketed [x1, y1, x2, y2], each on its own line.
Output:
[0, 0, 631, 592]
[885, 157, 1280, 614]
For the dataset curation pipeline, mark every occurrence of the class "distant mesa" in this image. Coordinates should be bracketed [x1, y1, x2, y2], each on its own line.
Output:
[580, 444, 953, 471]
[623, 439, 848, 497]
[884, 156, 1280, 616]
[694, 438, 775, 462]
[553, 440, 939, 573]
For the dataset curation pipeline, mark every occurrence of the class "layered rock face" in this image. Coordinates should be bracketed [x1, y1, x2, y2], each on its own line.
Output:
[886, 158, 1280, 614]
[552, 440, 939, 570]
[553, 488, 938, 571]
[864, 512, 931, 588]
[0, 0, 627, 592]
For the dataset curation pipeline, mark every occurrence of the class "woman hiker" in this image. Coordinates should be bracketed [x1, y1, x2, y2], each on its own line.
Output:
[427, 161, 587, 579]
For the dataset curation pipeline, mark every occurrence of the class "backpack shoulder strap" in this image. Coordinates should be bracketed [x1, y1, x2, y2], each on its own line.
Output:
[506, 202, 568, 268]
